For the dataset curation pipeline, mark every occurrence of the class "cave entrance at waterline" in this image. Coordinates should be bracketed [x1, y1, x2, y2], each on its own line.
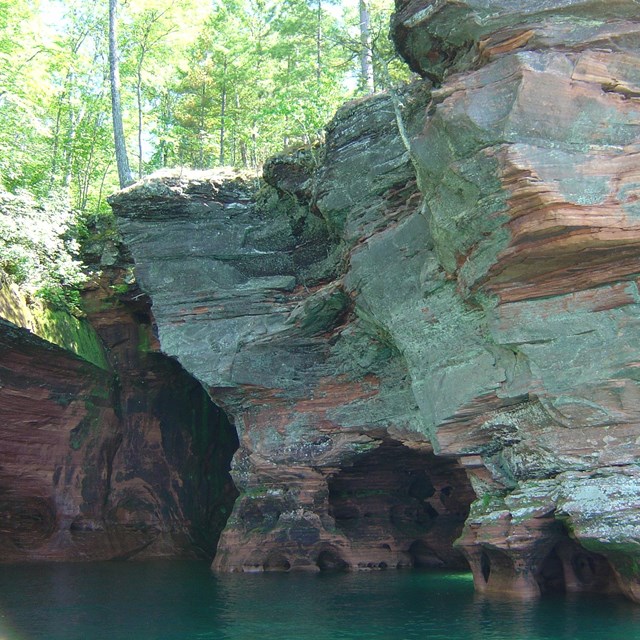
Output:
[150, 358, 240, 560]
[472, 531, 621, 599]
[326, 440, 475, 571]
[535, 540, 620, 597]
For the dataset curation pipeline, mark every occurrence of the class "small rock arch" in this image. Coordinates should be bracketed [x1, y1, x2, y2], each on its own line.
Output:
[263, 552, 291, 572]
[409, 540, 444, 568]
[316, 546, 348, 571]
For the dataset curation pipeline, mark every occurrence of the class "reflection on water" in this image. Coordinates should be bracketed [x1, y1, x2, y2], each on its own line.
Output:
[0, 562, 639, 640]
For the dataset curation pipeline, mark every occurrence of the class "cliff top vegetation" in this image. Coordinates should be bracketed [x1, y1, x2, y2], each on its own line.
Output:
[0, 0, 410, 309]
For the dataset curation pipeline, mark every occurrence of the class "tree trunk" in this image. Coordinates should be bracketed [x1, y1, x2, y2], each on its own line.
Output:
[109, 0, 134, 188]
[62, 89, 80, 189]
[219, 56, 227, 166]
[316, 0, 322, 87]
[283, 53, 293, 148]
[240, 140, 248, 168]
[49, 91, 65, 187]
[251, 120, 257, 169]
[78, 110, 103, 211]
[96, 160, 112, 215]
[236, 91, 247, 167]
[359, 0, 374, 93]
[51, 30, 89, 188]
[198, 82, 206, 168]
[136, 54, 145, 179]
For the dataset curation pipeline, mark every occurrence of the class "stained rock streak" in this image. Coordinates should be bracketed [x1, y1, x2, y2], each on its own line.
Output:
[0, 269, 238, 562]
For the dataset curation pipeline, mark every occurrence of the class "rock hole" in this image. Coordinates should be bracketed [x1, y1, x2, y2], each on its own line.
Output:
[330, 503, 360, 521]
[0, 496, 57, 550]
[567, 546, 617, 592]
[572, 552, 596, 583]
[408, 474, 435, 500]
[536, 549, 565, 594]
[264, 552, 291, 572]
[317, 548, 348, 571]
[327, 439, 473, 570]
[423, 503, 439, 519]
[409, 540, 444, 568]
[552, 539, 619, 595]
[480, 551, 491, 583]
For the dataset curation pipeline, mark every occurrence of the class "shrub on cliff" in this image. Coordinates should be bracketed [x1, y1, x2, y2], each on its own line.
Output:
[0, 188, 87, 311]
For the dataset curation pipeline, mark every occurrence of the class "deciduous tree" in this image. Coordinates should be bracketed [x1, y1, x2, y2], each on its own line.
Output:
[108, 0, 134, 187]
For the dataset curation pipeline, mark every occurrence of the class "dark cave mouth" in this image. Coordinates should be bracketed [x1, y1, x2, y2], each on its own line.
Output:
[473, 537, 621, 598]
[116, 351, 241, 562]
[325, 439, 476, 571]
[537, 540, 619, 596]
[229, 437, 477, 574]
[172, 382, 240, 560]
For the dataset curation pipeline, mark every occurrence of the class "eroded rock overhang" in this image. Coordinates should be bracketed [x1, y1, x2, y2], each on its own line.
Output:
[112, 0, 640, 603]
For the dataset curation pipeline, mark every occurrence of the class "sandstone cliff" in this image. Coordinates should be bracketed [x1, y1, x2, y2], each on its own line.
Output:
[0, 270, 237, 562]
[3, 0, 640, 607]
[110, 0, 640, 604]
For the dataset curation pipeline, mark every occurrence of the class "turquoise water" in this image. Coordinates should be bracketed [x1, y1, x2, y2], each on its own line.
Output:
[1, 562, 640, 640]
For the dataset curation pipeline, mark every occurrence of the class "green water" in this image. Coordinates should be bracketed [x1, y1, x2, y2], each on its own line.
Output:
[1, 562, 639, 640]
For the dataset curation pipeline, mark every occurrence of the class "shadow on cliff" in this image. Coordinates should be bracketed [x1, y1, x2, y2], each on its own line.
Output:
[0, 271, 240, 563]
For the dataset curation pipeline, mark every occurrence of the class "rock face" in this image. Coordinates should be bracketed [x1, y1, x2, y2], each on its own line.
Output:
[111, 0, 640, 604]
[0, 274, 237, 562]
[389, 0, 640, 602]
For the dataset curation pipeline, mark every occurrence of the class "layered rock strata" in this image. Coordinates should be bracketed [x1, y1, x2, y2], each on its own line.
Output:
[0, 273, 237, 562]
[112, 0, 640, 604]
[389, 0, 640, 602]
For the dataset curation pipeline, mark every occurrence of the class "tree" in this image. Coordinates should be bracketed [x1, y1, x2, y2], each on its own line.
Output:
[358, 0, 374, 92]
[1, 0, 412, 198]
[125, 5, 176, 177]
[108, 0, 134, 188]
[334, 0, 412, 94]
[0, 0, 53, 194]
[0, 0, 418, 309]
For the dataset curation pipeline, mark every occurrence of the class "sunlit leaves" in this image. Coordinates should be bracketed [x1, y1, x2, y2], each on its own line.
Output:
[1, 0, 409, 191]
[0, 0, 411, 309]
[0, 188, 85, 308]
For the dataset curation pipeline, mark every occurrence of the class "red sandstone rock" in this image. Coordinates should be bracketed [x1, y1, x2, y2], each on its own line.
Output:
[0, 273, 236, 562]
[58, 0, 640, 607]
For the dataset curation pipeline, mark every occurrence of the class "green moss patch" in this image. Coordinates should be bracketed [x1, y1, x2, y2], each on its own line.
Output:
[0, 279, 109, 370]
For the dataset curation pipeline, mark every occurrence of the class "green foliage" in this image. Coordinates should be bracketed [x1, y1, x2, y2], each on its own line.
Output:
[0, 0, 414, 312]
[111, 283, 130, 295]
[0, 188, 87, 310]
[1, 0, 411, 188]
[0, 1, 54, 194]
[138, 0, 411, 170]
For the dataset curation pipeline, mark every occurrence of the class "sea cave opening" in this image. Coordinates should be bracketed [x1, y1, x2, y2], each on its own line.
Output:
[326, 439, 475, 571]
[535, 539, 619, 596]
[144, 355, 240, 560]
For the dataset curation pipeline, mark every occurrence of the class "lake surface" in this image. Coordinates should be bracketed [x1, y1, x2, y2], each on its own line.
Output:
[1, 561, 639, 640]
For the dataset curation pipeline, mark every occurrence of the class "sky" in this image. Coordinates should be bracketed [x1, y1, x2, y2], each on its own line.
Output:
[39, 0, 66, 32]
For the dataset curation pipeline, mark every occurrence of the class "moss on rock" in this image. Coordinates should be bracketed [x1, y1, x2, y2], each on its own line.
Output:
[0, 278, 109, 370]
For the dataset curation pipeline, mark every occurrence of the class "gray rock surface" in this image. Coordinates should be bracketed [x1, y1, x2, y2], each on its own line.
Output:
[111, 0, 640, 603]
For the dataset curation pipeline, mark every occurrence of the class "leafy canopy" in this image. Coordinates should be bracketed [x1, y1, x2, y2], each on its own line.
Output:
[0, 0, 411, 309]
